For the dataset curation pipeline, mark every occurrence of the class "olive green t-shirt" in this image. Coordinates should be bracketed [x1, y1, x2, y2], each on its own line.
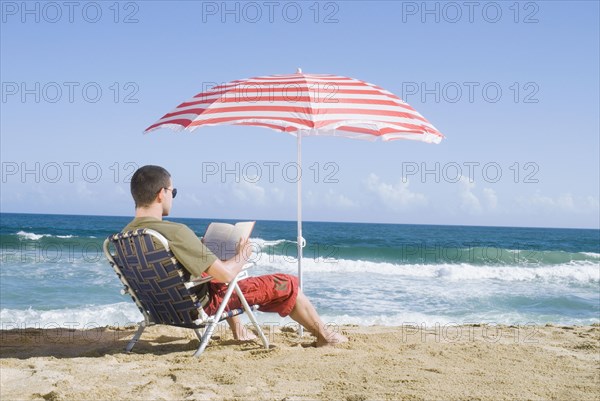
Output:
[122, 217, 217, 278]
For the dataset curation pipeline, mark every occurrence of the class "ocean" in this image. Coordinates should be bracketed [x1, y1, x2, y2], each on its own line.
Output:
[1, 212, 598, 330]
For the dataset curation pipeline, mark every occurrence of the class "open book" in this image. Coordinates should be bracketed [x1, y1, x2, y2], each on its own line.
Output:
[202, 221, 255, 261]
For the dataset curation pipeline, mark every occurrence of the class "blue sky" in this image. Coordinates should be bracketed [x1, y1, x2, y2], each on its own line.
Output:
[1, 0, 599, 228]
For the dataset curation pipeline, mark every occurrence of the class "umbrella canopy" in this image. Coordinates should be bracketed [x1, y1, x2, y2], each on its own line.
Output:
[145, 69, 444, 295]
[146, 69, 443, 142]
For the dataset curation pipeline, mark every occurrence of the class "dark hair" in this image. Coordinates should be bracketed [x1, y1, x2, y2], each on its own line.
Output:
[130, 165, 171, 208]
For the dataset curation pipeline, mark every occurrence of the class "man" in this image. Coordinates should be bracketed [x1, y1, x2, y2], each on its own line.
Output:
[123, 165, 347, 347]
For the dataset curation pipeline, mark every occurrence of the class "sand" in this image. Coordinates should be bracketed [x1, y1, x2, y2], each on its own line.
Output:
[1, 323, 598, 400]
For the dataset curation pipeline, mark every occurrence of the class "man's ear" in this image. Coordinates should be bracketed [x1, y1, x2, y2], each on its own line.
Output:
[155, 188, 164, 203]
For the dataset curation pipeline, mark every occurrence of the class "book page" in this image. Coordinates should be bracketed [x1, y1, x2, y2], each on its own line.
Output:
[203, 221, 255, 261]
[203, 222, 233, 245]
[230, 221, 255, 244]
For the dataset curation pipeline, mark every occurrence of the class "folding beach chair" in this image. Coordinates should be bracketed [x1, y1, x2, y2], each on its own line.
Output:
[102, 228, 269, 357]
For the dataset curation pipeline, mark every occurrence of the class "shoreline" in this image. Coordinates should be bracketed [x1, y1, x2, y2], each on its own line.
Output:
[1, 323, 598, 400]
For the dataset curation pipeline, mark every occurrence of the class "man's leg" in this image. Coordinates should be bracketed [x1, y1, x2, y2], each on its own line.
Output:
[288, 289, 348, 347]
[226, 315, 257, 341]
[207, 275, 348, 347]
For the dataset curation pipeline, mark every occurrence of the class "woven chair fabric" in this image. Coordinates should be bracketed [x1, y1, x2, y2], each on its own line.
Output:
[110, 230, 204, 328]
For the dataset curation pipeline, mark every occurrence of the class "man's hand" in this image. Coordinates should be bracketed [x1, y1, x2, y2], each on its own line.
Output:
[206, 237, 252, 283]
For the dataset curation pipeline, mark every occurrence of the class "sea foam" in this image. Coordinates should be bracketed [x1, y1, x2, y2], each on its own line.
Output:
[252, 254, 600, 284]
[0, 303, 141, 328]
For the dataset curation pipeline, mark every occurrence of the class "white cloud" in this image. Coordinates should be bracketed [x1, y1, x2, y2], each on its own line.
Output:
[32, 185, 53, 203]
[185, 193, 204, 207]
[199, 181, 287, 215]
[584, 196, 600, 211]
[114, 184, 127, 196]
[483, 188, 498, 210]
[516, 192, 599, 214]
[302, 189, 358, 211]
[324, 189, 358, 209]
[556, 194, 575, 211]
[365, 173, 427, 211]
[231, 181, 266, 206]
[305, 190, 316, 207]
[455, 177, 499, 215]
[458, 176, 482, 214]
[270, 187, 286, 203]
[76, 182, 94, 200]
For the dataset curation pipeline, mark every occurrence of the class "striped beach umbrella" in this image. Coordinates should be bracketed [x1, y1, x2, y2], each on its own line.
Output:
[145, 69, 444, 294]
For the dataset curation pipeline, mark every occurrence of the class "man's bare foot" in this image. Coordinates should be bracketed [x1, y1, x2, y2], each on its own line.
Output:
[226, 315, 258, 341]
[233, 330, 258, 341]
[316, 332, 348, 347]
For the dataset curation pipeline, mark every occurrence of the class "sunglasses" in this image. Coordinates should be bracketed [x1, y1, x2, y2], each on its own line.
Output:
[162, 187, 177, 198]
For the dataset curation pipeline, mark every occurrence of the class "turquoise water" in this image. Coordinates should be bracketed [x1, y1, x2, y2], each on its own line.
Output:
[1, 212, 598, 328]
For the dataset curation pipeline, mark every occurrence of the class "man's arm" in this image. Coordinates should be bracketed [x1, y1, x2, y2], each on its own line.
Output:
[205, 237, 251, 283]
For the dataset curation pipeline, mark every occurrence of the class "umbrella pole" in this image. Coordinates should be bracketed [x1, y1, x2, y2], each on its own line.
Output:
[297, 131, 304, 337]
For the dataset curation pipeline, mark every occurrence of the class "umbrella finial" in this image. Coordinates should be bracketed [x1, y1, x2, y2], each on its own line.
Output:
[296, 67, 302, 74]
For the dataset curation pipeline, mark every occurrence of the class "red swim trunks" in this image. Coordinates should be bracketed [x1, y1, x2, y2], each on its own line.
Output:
[203, 273, 299, 317]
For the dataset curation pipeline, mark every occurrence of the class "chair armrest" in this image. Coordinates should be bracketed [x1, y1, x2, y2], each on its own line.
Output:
[241, 261, 256, 271]
[184, 277, 212, 290]
[184, 262, 255, 289]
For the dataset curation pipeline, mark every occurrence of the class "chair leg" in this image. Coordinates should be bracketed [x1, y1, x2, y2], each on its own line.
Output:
[193, 321, 217, 357]
[192, 275, 271, 357]
[234, 284, 269, 350]
[125, 323, 147, 353]
[193, 328, 204, 341]
[192, 275, 244, 357]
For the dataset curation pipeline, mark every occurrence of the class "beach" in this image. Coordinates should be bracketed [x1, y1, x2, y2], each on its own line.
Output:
[1, 323, 598, 400]
[2, 214, 599, 399]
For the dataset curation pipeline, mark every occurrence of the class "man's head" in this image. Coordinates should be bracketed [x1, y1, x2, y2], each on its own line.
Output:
[130, 165, 175, 215]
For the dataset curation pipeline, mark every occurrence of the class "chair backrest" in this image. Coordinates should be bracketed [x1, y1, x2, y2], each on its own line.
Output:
[103, 229, 205, 328]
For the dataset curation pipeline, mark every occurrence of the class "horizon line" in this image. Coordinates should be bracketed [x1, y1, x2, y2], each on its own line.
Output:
[1, 211, 598, 231]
